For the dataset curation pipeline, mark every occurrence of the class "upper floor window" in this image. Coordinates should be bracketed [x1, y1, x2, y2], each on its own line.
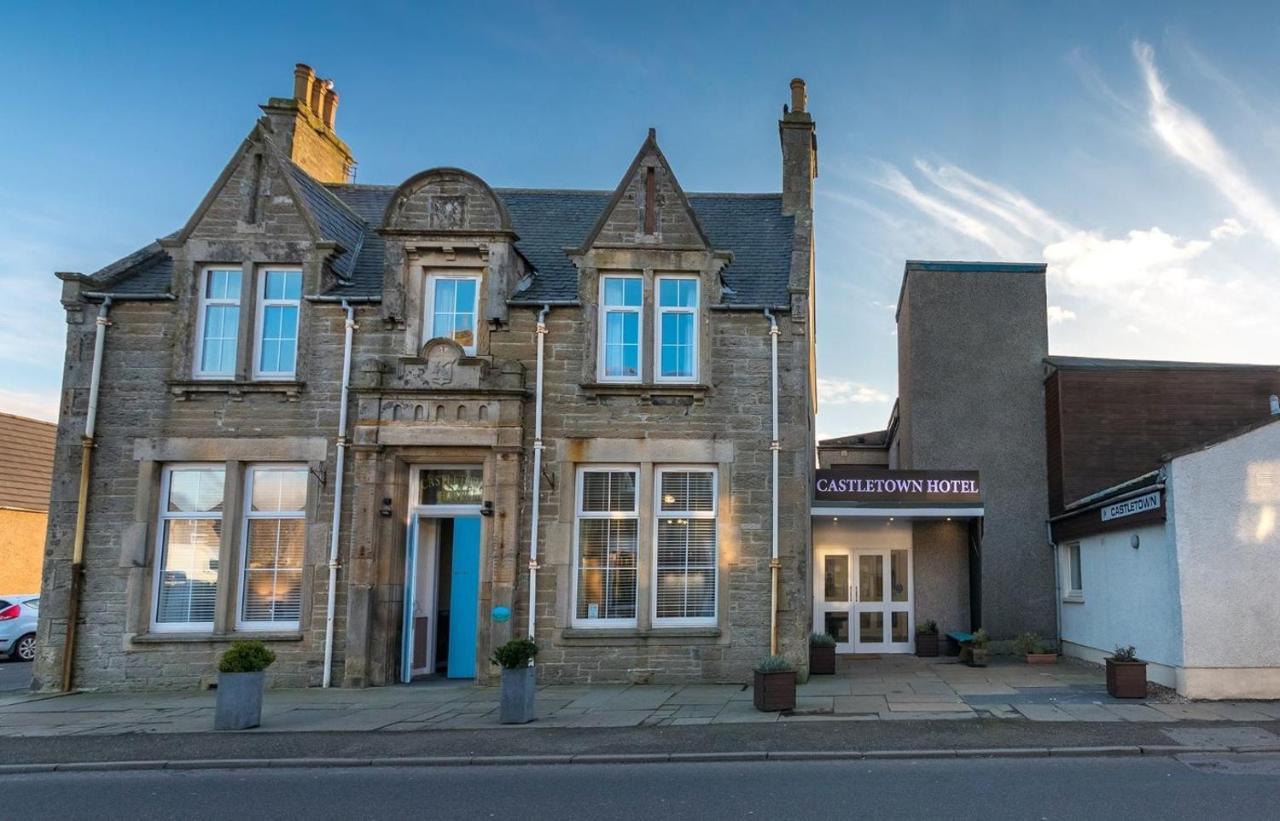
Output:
[599, 275, 642, 381]
[656, 277, 699, 382]
[194, 268, 242, 379]
[254, 269, 302, 379]
[426, 275, 479, 354]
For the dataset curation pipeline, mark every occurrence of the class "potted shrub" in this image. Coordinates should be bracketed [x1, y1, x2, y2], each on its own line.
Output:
[964, 629, 990, 667]
[1014, 632, 1058, 665]
[214, 640, 275, 730]
[492, 637, 538, 724]
[753, 655, 796, 712]
[809, 632, 836, 675]
[915, 620, 940, 657]
[1106, 645, 1147, 698]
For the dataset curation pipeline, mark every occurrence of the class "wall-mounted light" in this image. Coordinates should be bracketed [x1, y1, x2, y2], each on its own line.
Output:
[380, 497, 393, 518]
[480, 500, 495, 517]
[1130, 534, 1141, 550]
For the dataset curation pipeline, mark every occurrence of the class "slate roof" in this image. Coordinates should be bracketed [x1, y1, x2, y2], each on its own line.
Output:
[76, 177, 795, 308]
[0, 413, 56, 512]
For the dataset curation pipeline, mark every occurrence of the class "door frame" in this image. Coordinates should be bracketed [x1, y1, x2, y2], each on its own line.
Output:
[401, 464, 484, 683]
[812, 539, 915, 655]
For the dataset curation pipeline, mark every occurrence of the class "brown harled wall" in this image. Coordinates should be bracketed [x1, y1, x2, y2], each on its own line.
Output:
[1046, 363, 1280, 512]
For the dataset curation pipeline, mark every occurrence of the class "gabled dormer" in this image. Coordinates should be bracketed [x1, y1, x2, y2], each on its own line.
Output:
[574, 131, 731, 395]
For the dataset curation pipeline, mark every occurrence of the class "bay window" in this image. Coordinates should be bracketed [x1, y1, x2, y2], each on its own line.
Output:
[573, 468, 639, 625]
[153, 465, 225, 631]
[599, 275, 642, 381]
[253, 269, 302, 379]
[426, 274, 480, 354]
[655, 277, 698, 382]
[239, 466, 307, 629]
[654, 468, 718, 624]
[194, 268, 242, 378]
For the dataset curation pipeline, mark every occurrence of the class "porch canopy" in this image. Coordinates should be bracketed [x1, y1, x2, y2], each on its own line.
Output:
[811, 467, 984, 519]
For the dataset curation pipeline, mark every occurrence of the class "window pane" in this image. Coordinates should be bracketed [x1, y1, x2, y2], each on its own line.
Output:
[258, 304, 298, 373]
[206, 269, 241, 300]
[432, 309, 453, 340]
[167, 468, 225, 513]
[576, 519, 637, 620]
[250, 469, 307, 512]
[824, 612, 849, 643]
[155, 519, 221, 625]
[434, 278, 456, 309]
[660, 312, 694, 378]
[859, 611, 884, 643]
[419, 468, 483, 505]
[580, 471, 636, 513]
[265, 270, 301, 301]
[454, 278, 477, 312]
[659, 279, 697, 308]
[858, 554, 884, 603]
[603, 277, 641, 307]
[453, 311, 475, 349]
[201, 305, 238, 373]
[891, 549, 908, 603]
[242, 518, 304, 624]
[824, 555, 848, 602]
[1069, 546, 1082, 591]
[604, 311, 639, 377]
[623, 278, 642, 305]
[891, 612, 910, 643]
[660, 471, 714, 512]
[656, 518, 716, 619]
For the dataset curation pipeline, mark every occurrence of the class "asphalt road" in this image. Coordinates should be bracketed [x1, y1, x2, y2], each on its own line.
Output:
[5, 755, 1280, 820]
[0, 660, 33, 692]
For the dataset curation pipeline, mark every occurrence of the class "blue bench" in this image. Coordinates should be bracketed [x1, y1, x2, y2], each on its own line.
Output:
[945, 631, 973, 657]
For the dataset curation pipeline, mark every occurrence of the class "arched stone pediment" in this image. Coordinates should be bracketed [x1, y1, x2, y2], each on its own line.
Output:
[382, 167, 512, 233]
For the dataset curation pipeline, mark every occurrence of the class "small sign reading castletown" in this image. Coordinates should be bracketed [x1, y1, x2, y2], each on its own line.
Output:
[1100, 491, 1162, 522]
[814, 468, 982, 505]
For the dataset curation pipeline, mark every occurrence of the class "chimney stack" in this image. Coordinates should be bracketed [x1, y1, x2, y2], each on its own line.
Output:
[260, 63, 355, 184]
[779, 77, 817, 215]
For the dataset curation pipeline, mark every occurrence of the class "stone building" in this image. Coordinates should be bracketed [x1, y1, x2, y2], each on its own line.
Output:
[34, 66, 817, 690]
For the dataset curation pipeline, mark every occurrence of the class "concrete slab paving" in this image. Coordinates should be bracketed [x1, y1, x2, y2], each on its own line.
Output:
[1014, 704, 1075, 722]
[1104, 704, 1175, 722]
[832, 696, 887, 714]
[1059, 704, 1125, 722]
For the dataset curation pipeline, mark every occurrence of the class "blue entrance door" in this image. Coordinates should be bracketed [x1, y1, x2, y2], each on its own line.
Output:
[447, 516, 481, 678]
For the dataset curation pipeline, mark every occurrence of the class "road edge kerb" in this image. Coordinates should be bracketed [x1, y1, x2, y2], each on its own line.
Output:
[0, 744, 1255, 774]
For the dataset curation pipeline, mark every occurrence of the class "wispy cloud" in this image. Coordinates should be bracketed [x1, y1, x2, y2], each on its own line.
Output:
[818, 378, 891, 406]
[1134, 41, 1280, 249]
[1047, 306, 1076, 325]
[0, 387, 59, 422]
[872, 164, 1024, 257]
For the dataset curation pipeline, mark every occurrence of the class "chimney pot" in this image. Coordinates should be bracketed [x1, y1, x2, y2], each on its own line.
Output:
[309, 77, 326, 114]
[293, 63, 315, 104]
[322, 87, 339, 130]
[790, 78, 807, 114]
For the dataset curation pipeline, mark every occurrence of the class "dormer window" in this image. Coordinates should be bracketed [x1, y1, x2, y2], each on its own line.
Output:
[656, 277, 698, 382]
[599, 275, 642, 381]
[425, 274, 479, 354]
[194, 267, 242, 379]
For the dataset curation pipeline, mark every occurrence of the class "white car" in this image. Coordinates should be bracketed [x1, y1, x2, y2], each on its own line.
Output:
[0, 595, 38, 662]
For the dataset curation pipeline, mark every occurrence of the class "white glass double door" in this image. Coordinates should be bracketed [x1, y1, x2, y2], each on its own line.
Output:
[815, 545, 913, 653]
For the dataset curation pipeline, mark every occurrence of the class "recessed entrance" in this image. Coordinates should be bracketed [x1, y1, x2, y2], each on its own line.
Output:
[401, 466, 484, 682]
[814, 521, 914, 654]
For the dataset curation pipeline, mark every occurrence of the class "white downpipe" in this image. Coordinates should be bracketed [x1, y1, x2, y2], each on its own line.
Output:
[764, 309, 781, 656]
[527, 306, 550, 641]
[322, 301, 356, 688]
[84, 299, 111, 438]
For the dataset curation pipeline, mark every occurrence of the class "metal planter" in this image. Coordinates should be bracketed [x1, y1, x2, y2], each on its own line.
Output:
[214, 671, 266, 730]
[499, 665, 537, 724]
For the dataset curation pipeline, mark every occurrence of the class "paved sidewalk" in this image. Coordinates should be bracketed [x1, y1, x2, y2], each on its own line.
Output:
[2, 656, 1278, 736]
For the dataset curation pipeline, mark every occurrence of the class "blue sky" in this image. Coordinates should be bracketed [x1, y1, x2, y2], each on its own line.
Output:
[2, 2, 1279, 438]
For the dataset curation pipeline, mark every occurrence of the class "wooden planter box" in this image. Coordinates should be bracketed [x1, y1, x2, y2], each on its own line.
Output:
[753, 669, 796, 712]
[1026, 652, 1058, 665]
[1106, 659, 1148, 698]
[965, 647, 989, 667]
[915, 633, 940, 658]
[809, 645, 836, 675]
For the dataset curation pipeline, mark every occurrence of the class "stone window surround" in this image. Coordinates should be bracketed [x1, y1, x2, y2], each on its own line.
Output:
[171, 257, 314, 399]
[552, 437, 735, 644]
[122, 437, 328, 645]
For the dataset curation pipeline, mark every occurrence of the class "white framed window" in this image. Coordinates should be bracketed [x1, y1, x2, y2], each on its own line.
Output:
[598, 275, 642, 381]
[238, 466, 307, 630]
[654, 467, 718, 625]
[425, 274, 480, 354]
[253, 268, 302, 379]
[1063, 542, 1083, 601]
[572, 467, 639, 626]
[152, 465, 225, 632]
[194, 268, 242, 379]
[655, 277, 699, 382]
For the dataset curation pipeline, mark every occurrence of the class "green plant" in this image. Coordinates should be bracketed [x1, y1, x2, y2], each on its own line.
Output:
[809, 632, 836, 648]
[1013, 631, 1041, 656]
[1111, 645, 1138, 662]
[491, 638, 538, 670]
[218, 640, 276, 673]
[969, 629, 990, 649]
[755, 655, 795, 674]
[916, 619, 939, 636]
